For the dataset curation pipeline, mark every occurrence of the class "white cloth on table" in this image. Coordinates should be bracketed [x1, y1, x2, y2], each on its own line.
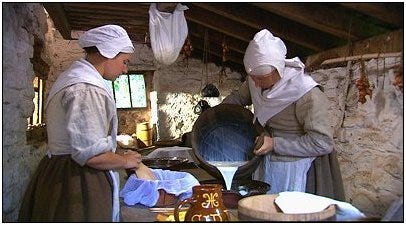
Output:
[120, 169, 200, 207]
[275, 191, 366, 221]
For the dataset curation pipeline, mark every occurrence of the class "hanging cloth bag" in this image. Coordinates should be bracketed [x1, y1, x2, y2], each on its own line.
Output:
[149, 3, 189, 65]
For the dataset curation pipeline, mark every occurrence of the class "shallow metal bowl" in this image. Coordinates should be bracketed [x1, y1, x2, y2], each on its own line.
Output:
[142, 157, 189, 169]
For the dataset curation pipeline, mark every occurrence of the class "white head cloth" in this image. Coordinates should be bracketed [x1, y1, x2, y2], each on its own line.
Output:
[243, 29, 286, 76]
[244, 29, 319, 125]
[79, 25, 135, 59]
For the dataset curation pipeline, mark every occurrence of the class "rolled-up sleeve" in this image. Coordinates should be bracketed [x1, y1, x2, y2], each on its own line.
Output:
[62, 85, 116, 166]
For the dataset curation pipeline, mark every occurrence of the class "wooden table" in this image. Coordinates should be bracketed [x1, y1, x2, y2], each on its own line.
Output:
[121, 204, 239, 222]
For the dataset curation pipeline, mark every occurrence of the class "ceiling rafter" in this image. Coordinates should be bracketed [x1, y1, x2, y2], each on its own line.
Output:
[339, 3, 403, 27]
[191, 3, 338, 51]
[252, 2, 377, 41]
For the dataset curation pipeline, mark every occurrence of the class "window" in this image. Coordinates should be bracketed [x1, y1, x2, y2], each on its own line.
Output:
[106, 73, 147, 109]
[27, 76, 47, 145]
[28, 76, 45, 127]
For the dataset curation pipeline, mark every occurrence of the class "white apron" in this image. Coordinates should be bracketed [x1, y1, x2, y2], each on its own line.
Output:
[249, 58, 318, 193]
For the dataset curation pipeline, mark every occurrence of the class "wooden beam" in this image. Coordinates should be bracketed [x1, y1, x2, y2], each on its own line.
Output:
[63, 2, 150, 14]
[339, 3, 403, 27]
[42, 3, 72, 39]
[185, 4, 314, 59]
[321, 52, 402, 66]
[64, 8, 149, 21]
[188, 21, 247, 54]
[305, 29, 403, 71]
[189, 35, 244, 66]
[252, 3, 387, 41]
[192, 3, 338, 51]
[191, 48, 246, 74]
[185, 4, 254, 43]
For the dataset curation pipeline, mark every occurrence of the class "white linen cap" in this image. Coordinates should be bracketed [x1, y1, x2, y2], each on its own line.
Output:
[79, 25, 135, 59]
[243, 29, 287, 76]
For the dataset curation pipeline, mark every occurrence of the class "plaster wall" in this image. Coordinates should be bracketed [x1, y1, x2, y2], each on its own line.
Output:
[2, 3, 49, 221]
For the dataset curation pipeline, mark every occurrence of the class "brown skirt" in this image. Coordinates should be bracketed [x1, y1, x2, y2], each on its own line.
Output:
[18, 155, 113, 222]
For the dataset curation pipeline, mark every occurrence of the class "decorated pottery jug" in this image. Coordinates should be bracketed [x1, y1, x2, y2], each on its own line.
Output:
[174, 184, 229, 221]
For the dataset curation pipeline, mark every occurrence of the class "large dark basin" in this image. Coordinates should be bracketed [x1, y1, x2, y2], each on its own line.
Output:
[191, 104, 264, 184]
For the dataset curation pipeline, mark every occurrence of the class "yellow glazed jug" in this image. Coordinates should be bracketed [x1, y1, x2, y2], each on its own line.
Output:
[174, 184, 229, 221]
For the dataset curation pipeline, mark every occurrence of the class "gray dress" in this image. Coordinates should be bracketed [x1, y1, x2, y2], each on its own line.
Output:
[222, 80, 335, 194]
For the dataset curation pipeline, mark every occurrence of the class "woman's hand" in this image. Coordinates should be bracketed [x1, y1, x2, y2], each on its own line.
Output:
[253, 133, 274, 155]
[122, 150, 142, 169]
[86, 150, 142, 170]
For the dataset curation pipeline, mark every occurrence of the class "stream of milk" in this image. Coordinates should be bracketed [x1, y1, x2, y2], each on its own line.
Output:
[208, 161, 247, 190]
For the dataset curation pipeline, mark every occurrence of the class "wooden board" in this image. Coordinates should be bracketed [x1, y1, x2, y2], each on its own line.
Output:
[238, 194, 336, 221]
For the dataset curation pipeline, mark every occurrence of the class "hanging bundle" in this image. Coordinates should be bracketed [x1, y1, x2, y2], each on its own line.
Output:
[393, 68, 403, 92]
[181, 35, 193, 67]
[200, 29, 219, 97]
[218, 36, 229, 85]
[393, 56, 403, 92]
[355, 60, 372, 104]
[149, 3, 189, 65]
[201, 83, 219, 97]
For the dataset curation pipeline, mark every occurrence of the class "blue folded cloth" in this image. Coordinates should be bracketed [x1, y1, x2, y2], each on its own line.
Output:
[120, 169, 200, 207]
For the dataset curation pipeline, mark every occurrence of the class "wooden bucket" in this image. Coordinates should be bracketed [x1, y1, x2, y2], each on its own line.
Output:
[136, 122, 153, 146]
[238, 194, 336, 221]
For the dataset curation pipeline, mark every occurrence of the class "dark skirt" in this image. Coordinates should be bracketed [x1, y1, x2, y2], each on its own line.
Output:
[18, 155, 113, 222]
[306, 149, 346, 201]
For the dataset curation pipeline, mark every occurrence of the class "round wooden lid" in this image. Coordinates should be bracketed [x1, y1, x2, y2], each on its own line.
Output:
[238, 194, 336, 221]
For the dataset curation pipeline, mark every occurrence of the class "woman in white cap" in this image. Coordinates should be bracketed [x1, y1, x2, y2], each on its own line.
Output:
[222, 29, 345, 200]
[19, 25, 141, 222]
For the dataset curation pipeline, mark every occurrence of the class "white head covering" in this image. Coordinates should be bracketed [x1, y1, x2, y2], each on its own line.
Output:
[79, 25, 135, 59]
[243, 29, 286, 76]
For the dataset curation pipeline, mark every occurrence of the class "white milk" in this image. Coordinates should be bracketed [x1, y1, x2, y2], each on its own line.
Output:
[208, 161, 247, 190]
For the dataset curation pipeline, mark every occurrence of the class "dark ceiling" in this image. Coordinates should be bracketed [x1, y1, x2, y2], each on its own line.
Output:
[43, 2, 403, 74]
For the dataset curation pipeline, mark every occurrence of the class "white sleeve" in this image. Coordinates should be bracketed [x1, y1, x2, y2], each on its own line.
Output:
[62, 84, 116, 166]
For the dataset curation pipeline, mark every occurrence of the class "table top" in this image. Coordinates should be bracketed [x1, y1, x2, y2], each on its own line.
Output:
[121, 204, 239, 222]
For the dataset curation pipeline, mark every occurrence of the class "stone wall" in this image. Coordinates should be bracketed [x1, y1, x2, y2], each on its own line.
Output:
[2, 3, 49, 221]
[311, 58, 403, 217]
[153, 58, 243, 140]
[2, 3, 403, 221]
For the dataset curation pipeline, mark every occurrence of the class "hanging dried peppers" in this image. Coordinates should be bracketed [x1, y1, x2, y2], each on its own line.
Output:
[355, 61, 372, 104]
[393, 66, 403, 92]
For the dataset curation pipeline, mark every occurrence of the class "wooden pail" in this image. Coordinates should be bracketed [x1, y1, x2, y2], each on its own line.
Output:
[136, 122, 153, 146]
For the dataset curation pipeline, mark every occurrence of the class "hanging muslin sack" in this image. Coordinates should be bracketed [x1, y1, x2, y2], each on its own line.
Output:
[149, 3, 189, 65]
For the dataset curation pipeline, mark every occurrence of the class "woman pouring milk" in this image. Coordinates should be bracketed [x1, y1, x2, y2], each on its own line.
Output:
[222, 29, 345, 201]
[19, 25, 143, 222]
